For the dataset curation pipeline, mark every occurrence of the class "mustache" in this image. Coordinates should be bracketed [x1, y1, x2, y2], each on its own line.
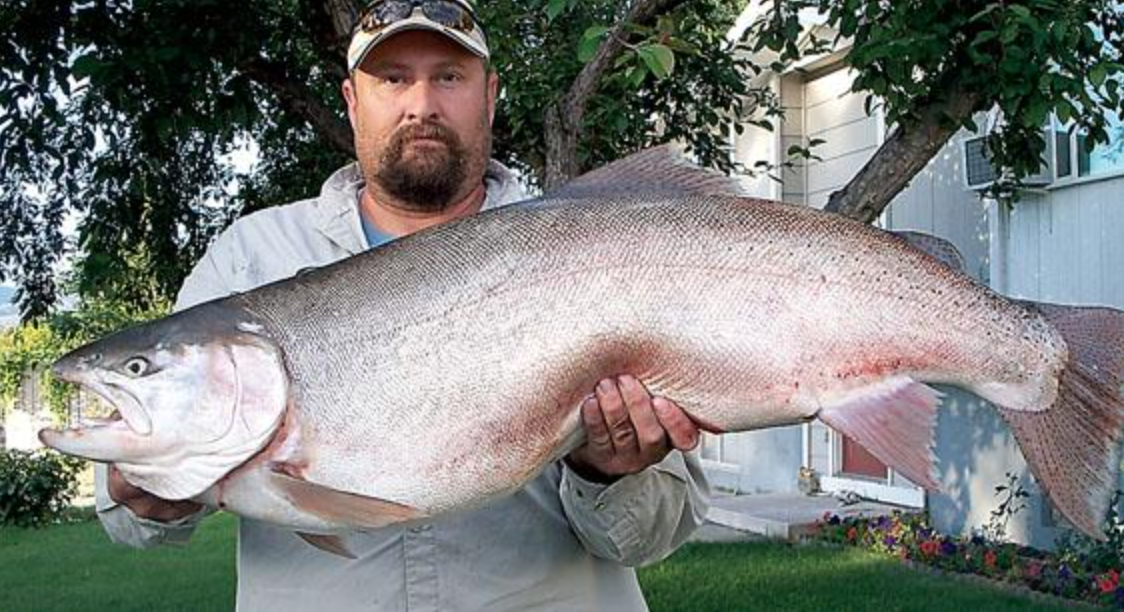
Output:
[390, 122, 459, 148]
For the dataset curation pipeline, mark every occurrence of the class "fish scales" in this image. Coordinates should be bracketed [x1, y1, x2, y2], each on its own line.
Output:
[231, 195, 1057, 513]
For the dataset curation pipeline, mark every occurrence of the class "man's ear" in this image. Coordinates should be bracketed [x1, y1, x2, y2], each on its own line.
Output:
[341, 76, 360, 129]
[486, 71, 499, 126]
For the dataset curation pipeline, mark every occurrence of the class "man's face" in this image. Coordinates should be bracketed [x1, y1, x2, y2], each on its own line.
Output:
[342, 30, 498, 212]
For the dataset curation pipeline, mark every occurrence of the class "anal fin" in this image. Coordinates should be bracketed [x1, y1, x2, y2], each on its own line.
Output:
[297, 532, 356, 559]
[270, 471, 426, 531]
[817, 377, 942, 490]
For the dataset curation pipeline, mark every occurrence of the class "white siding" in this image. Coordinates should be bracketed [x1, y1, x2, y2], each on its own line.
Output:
[887, 131, 991, 282]
[1005, 179, 1124, 306]
[780, 74, 806, 204]
[803, 68, 880, 209]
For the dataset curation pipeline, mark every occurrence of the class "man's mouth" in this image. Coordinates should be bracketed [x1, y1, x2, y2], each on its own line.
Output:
[406, 136, 448, 146]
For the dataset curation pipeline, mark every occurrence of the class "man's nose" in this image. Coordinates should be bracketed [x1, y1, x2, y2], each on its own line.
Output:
[403, 80, 440, 121]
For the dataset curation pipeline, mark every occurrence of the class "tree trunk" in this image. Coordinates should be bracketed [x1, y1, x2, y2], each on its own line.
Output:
[237, 0, 359, 159]
[542, 0, 691, 190]
[303, 0, 360, 83]
[825, 85, 982, 224]
[238, 57, 356, 157]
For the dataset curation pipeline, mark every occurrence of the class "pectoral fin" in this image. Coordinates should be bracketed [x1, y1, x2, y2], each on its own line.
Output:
[296, 532, 356, 559]
[817, 377, 942, 490]
[269, 471, 426, 531]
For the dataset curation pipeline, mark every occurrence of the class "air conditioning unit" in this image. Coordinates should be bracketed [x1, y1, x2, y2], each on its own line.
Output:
[963, 132, 1055, 191]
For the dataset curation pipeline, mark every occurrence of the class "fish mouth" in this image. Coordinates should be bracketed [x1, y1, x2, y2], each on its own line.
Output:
[51, 368, 153, 437]
[37, 379, 153, 462]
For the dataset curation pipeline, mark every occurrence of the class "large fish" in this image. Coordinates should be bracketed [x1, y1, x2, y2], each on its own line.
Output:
[40, 147, 1123, 552]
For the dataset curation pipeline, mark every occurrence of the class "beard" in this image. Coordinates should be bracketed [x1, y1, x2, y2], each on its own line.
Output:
[366, 120, 487, 213]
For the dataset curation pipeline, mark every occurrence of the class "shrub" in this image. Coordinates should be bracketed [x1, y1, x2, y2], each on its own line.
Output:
[0, 449, 84, 528]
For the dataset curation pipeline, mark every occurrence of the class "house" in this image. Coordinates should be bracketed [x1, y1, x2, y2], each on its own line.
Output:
[708, 2, 1124, 549]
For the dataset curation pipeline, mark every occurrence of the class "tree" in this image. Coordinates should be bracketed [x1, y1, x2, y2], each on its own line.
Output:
[0, 0, 751, 319]
[3, 1, 1122, 319]
[750, 0, 1124, 223]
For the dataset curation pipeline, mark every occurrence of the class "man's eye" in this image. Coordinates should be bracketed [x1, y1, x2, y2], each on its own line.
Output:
[438, 72, 462, 84]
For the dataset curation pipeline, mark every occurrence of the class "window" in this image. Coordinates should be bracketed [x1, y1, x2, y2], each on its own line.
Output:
[1055, 129, 1072, 179]
[1054, 110, 1124, 180]
[1077, 110, 1124, 176]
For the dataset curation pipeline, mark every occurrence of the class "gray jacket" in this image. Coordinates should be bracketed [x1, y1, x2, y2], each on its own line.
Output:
[94, 160, 709, 612]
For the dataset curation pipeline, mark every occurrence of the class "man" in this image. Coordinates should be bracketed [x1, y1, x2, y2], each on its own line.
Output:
[95, 1, 710, 609]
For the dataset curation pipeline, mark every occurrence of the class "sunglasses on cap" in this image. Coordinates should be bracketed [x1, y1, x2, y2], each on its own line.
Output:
[357, 0, 482, 35]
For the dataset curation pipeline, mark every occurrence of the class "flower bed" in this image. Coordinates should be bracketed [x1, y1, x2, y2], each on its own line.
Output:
[816, 510, 1123, 608]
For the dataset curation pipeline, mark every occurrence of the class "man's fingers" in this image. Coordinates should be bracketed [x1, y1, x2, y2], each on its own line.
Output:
[619, 376, 666, 450]
[595, 378, 636, 453]
[581, 396, 612, 450]
[653, 397, 700, 451]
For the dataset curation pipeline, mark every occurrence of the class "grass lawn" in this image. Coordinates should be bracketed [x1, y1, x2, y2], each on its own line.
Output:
[0, 511, 235, 612]
[0, 513, 1073, 611]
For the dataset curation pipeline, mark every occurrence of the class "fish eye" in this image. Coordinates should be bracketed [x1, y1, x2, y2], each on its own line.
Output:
[123, 357, 150, 377]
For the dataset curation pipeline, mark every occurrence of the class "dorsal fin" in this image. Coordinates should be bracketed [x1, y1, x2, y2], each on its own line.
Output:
[892, 230, 966, 273]
[547, 144, 751, 200]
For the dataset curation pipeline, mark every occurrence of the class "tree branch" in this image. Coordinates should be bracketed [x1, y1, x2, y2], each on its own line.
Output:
[543, 0, 692, 189]
[238, 56, 355, 157]
[825, 84, 983, 224]
[302, 0, 360, 83]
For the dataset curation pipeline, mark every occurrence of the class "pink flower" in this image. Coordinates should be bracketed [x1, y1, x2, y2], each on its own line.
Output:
[1097, 569, 1120, 594]
[920, 540, 939, 557]
[983, 550, 997, 569]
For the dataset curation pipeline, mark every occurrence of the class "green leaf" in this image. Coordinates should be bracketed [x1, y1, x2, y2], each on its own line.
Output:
[637, 44, 675, 80]
[71, 54, 104, 79]
[546, 0, 567, 22]
[662, 36, 698, 55]
[1056, 99, 1075, 124]
[577, 26, 610, 63]
[971, 30, 999, 48]
[1089, 64, 1107, 88]
[626, 64, 647, 88]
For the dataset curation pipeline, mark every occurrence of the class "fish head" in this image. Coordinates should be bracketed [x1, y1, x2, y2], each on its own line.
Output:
[39, 302, 289, 500]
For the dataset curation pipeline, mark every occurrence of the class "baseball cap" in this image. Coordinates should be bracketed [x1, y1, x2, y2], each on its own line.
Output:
[347, 0, 489, 72]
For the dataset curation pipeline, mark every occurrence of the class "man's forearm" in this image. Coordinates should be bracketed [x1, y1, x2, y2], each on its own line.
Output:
[94, 463, 211, 548]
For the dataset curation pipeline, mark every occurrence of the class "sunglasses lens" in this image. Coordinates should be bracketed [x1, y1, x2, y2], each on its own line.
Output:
[363, 0, 414, 30]
[359, 0, 478, 35]
[422, 1, 475, 32]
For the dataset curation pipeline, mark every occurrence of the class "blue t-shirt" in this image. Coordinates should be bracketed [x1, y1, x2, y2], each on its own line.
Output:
[360, 211, 395, 248]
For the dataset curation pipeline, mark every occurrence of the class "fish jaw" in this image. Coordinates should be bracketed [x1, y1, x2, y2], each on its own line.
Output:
[38, 301, 292, 501]
[38, 415, 147, 463]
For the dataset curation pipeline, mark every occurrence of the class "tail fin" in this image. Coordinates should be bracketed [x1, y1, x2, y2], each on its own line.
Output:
[998, 301, 1123, 539]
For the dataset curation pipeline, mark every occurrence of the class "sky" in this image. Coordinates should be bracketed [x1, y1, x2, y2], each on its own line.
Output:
[0, 286, 17, 330]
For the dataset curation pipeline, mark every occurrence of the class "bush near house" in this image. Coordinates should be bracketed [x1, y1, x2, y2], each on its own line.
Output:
[816, 502, 1124, 609]
[0, 448, 85, 528]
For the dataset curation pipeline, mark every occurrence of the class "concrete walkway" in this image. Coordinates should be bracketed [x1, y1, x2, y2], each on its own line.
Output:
[704, 492, 909, 540]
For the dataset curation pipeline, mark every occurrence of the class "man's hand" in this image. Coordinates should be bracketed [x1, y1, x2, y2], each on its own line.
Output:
[566, 375, 700, 484]
[107, 464, 203, 522]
